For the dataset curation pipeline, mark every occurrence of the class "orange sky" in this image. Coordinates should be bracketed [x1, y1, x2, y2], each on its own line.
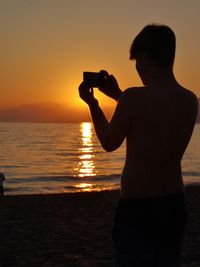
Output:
[0, 0, 200, 121]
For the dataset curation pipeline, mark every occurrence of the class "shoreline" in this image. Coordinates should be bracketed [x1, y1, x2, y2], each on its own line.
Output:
[0, 186, 200, 266]
[3, 182, 200, 198]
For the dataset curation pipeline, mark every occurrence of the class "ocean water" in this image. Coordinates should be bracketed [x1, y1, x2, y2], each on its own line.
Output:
[0, 122, 199, 195]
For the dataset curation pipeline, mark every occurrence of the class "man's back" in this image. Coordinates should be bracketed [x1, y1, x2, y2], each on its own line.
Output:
[121, 84, 198, 198]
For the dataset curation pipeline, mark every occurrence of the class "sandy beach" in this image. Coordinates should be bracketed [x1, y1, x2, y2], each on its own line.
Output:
[0, 186, 200, 267]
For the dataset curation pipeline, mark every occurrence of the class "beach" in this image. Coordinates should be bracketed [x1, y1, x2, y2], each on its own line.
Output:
[0, 186, 200, 267]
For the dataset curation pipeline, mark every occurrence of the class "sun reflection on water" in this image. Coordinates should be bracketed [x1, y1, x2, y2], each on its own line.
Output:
[74, 122, 96, 178]
[75, 183, 93, 192]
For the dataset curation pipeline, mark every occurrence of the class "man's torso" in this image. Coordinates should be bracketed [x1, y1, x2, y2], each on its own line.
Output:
[121, 85, 198, 198]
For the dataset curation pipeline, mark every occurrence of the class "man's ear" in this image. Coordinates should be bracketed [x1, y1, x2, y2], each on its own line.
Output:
[140, 51, 151, 68]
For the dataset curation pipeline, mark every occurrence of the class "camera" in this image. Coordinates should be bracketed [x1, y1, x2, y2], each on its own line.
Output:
[83, 71, 105, 88]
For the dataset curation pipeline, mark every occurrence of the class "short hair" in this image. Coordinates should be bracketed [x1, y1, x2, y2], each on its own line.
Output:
[130, 24, 176, 68]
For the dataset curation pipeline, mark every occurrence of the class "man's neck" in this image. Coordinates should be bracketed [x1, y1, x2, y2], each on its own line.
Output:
[147, 68, 178, 89]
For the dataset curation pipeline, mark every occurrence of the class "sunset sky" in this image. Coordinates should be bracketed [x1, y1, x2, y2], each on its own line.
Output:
[1, 0, 200, 121]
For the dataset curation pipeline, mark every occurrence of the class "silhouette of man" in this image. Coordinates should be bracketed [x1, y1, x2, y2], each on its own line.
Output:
[79, 24, 198, 267]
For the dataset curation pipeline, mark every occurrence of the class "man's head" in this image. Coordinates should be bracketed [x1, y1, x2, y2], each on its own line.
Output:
[130, 24, 176, 68]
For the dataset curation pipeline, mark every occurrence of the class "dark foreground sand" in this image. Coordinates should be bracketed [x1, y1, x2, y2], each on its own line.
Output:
[0, 186, 200, 267]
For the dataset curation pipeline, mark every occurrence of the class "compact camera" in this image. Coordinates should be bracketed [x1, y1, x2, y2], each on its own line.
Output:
[83, 71, 105, 88]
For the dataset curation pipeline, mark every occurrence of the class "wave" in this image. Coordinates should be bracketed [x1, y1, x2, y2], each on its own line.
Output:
[5, 181, 120, 195]
[7, 174, 121, 184]
[183, 171, 200, 177]
[7, 171, 200, 184]
[5, 172, 200, 196]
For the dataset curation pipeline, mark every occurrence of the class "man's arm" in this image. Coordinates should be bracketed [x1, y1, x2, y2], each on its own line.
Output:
[98, 70, 122, 102]
[79, 71, 133, 151]
[88, 90, 132, 152]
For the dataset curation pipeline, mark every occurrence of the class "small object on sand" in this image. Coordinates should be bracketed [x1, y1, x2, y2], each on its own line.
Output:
[0, 173, 5, 197]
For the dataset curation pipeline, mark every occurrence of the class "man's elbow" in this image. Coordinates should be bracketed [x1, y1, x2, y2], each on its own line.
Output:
[100, 132, 122, 152]
[102, 143, 118, 152]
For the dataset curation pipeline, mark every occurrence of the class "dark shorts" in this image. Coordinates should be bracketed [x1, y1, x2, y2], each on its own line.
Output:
[112, 194, 187, 267]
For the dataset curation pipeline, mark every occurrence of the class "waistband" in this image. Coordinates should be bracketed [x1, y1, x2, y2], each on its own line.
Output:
[118, 193, 185, 208]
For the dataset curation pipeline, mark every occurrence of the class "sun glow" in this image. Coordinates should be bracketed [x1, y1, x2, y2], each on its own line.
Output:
[74, 122, 97, 177]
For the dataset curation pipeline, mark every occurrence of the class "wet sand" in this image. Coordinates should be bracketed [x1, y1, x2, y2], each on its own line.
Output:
[0, 186, 200, 267]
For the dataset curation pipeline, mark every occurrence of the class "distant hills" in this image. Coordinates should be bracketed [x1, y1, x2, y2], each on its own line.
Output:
[0, 102, 90, 123]
[0, 98, 199, 123]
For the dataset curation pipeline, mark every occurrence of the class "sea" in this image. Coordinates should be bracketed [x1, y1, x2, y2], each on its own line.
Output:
[0, 122, 199, 195]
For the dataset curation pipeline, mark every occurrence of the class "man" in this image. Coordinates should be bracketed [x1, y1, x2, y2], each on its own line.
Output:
[79, 24, 198, 267]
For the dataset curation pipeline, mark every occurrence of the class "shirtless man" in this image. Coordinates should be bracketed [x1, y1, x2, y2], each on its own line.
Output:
[79, 25, 198, 267]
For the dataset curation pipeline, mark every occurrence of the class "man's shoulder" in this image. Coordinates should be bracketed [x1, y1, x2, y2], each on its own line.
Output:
[124, 86, 145, 93]
[181, 87, 196, 96]
[121, 87, 145, 98]
[178, 87, 198, 121]
[119, 87, 148, 108]
[179, 87, 198, 105]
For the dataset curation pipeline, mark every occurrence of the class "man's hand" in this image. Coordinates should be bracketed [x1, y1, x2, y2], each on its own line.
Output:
[79, 82, 98, 106]
[98, 70, 122, 101]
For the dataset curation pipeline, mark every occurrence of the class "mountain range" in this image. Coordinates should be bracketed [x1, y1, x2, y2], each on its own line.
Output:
[0, 102, 90, 123]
